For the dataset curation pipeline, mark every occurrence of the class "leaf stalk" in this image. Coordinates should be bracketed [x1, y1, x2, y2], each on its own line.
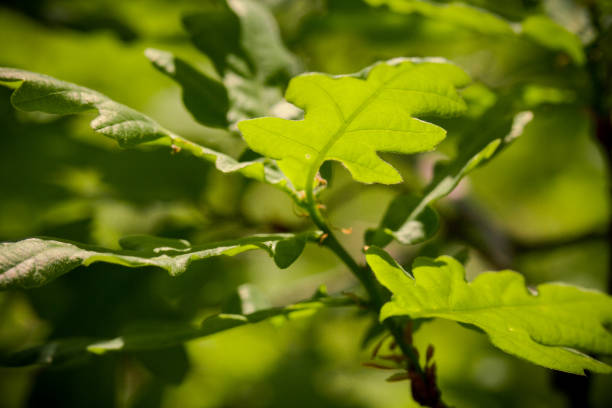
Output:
[303, 181, 440, 404]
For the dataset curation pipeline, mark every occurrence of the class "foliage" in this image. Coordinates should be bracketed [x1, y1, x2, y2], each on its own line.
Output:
[366, 247, 612, 375]
[0, 0, 610, 407]
[239, 58, 469, 190]
[0, 233, 315, 289]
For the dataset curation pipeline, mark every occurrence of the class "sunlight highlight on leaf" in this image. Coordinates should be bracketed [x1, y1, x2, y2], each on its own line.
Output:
[239, 58, 469, 191]
[366, 247, 612, 375]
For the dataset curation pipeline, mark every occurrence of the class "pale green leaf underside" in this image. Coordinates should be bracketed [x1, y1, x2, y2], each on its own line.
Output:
[2, 293, 352, 367]
[366, 248, 612, 374]
[0, 233, 317, 290]
[0, 68, 294, 194]
[238, 58, 469, 191]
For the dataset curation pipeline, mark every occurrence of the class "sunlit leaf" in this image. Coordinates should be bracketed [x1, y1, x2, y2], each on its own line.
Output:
[0, 232, 319, 289]
[239, 58, 469, 191]
[366, 247, 612, 374]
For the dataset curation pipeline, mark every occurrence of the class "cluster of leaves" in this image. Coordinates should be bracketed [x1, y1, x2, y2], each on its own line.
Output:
[1, 0, 611, 407]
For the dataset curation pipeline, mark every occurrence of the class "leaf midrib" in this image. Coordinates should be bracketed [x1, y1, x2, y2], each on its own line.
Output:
[397, 297, 602, 315]
[305, 67, 410, 192]
[406, 300, 612, 348]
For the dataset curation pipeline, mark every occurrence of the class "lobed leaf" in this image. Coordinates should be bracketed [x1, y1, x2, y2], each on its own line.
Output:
[0, 67, 296, 195]
[2, 292, 353, 367]
[366, 247, 612, 374]
[238, 58, 470, 191]
[0, 233, 317, 290]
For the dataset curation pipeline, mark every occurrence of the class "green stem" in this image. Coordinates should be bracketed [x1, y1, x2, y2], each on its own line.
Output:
[165, 131, 303, 205]
[304, 186, 425, 377]
[309, 205, 382, 302]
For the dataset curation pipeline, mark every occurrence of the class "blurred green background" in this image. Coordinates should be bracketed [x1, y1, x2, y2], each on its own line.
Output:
[0, 0, 610, 407]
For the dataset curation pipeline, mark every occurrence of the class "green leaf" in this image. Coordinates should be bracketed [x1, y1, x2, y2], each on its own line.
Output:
[369, 105, 533, 246]
[0, 68, 166, 147]
[367, 0, 586, 65]
[225, 0, 300, 81]
[144, 48, 291, 129]
[181, 2, 244, 77]
[181, 0, 301, 126]
[0, 67, 296, 195]
[145, 48, 229, 128]
[521, 15, 585, 66]
[365, 193, 439, 247]
[238, 58, 469, 192]
[0, 232, 319, 290]
[366, 0, 514, 35]
[366, 247, 612, 375]
[2, 292, 353, 367]
[182, 0, 299, 81]
[272, 233, 308, 269]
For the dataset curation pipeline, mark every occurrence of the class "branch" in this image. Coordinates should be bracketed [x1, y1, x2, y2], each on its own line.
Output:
[303, 189, 448, 407]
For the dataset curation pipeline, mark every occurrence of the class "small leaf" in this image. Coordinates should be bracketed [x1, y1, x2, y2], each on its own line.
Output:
[145, 48, 229, 128]
[182, 0, 299, 81]
[521, 15, 585, 65]
[370, 107, 533, 245]
[182, 0, 300, 125]
[272, 233, 307, 268]
[365, 193, 439, 247]
[182, 2, 244, 77]
[0, 233, 318, 290]
[2, 293, 354, 367]
[0, 67, 296, 195]
[238, 58, 469, 191]
[366, 247, 612, 375]
[226, 0, 300, 81]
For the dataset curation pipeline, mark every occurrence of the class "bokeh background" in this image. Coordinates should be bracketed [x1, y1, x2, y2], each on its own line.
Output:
[0, 0, 610, 407]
